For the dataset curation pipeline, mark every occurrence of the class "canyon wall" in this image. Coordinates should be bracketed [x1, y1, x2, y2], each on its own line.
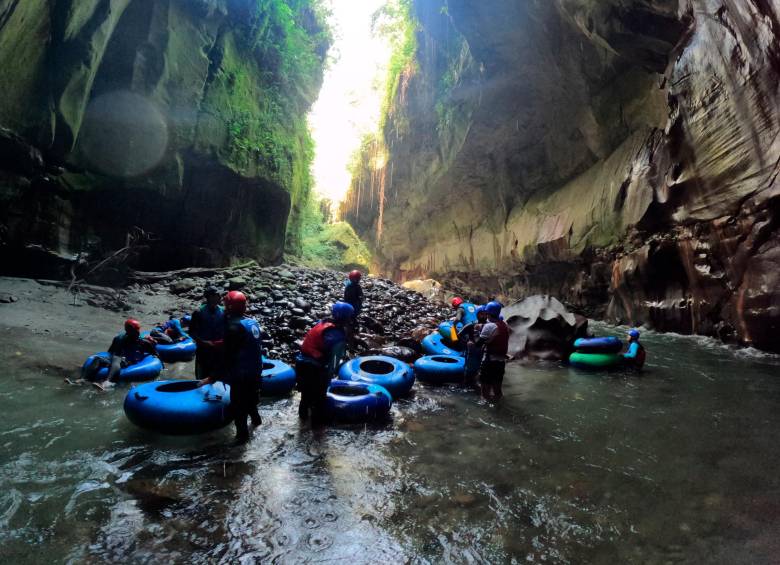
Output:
[0, 0, 328, 273]
[343, 0, 780, 352]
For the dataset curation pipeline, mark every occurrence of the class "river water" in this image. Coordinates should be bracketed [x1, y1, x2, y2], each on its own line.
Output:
[1, 325, 779, 564]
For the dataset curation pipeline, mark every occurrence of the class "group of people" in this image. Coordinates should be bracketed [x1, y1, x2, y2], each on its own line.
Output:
[79, 271, 366, 442]
[444, 297, 645, 401]
[77, 268, 644, 442]
[446, 298, 510, 402]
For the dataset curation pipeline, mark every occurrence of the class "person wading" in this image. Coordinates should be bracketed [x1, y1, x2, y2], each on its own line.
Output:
[474, 301, 510, 402]
[199, 291, 263, 443]
[295, 302, 354, 427]
[189, 286, 225, 379]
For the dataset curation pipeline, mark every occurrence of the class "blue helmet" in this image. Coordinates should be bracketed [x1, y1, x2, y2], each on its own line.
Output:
[628, 328, 640, 339]
[485, 301, 502, 317]
[476, 305, 486, 315]
[332, 301, 355, 322]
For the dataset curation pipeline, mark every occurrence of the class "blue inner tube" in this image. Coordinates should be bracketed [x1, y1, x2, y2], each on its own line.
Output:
[154, 337, 197, 363]
[326, 379, 392, 423]
[574, 336, 623, 354]
[260, 359, 297, 397]
[338, 355, 415, 398]
[124, 380, 232, 435]
[421, 332, 465, 357]
[413, 354, 466, 384]
[82, 352, 163, 383]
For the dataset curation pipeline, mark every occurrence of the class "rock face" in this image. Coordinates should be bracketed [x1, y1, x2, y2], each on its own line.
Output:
[343, 0, 780, 352]
[0, 0, 327, 271]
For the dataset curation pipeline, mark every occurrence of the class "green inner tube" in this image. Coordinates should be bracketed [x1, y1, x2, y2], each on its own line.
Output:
[569, 352, 624, 368]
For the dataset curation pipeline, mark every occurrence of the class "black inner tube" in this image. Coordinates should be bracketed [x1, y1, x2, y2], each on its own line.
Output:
[359, 360, 395, 375]
[156, 381, 200, 393]
[431, 356, 459, 364]
[330, 386, 369, 397]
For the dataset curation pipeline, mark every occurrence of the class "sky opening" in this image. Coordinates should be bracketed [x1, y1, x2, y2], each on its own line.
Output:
[308, 0, 393, 208]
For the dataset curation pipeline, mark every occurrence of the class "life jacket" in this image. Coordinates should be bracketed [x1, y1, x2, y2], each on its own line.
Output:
[230, 317, 263, 379]
[485, 320, 509, 357]
[114, 332, 149, 365]
[196, 304, 225, 341]
[459, 303, 478, 325]
[301, 321, 336, 360]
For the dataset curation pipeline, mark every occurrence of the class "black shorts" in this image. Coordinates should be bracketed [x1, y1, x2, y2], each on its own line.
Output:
[480, 360, 506, 385]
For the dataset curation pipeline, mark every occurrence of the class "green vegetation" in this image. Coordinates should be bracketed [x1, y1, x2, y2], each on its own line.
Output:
[297, 196, 372, 270]
[196, 0, 331, 256]
[373, 0, 417, 131]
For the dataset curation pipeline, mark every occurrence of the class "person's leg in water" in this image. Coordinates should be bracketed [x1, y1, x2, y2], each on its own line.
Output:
[491, 361, 505, 401]
[92, 356, 124, 390]
[248, 378, 262, 427]
[231, 379, 251, 442]
[150, 329, 173, 344]
[310, 372, 331, 428]
[296, 361, 318, 420]
[80, 355, 110, 381]
[479, 360, 495, 402]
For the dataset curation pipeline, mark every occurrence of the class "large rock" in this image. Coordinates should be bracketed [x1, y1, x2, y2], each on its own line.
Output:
[402, 279, 444, 301]
[504, 296, 588, 361]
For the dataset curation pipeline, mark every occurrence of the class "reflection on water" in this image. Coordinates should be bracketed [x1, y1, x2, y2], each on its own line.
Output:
[1, 326, 779, 563]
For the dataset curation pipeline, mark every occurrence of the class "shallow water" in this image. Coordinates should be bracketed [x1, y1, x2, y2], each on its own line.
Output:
[1, 325, 779, 563]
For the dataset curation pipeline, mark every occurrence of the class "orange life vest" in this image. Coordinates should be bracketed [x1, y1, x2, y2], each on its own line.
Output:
[300, 321, 336, 360]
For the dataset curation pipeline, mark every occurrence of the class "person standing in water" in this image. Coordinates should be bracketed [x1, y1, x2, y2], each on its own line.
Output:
[623, 328, 646, 369]
[189, 286, 225, 379]
[475, 301, 510, 402]
[296, 302, 354, 427]
[199, 291, 263, 443]
[87, 318, 157, 390]
[460, 305, 489, 387]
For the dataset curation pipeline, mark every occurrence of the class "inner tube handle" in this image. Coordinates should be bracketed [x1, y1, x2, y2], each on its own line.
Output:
[134, 392, 149, 401]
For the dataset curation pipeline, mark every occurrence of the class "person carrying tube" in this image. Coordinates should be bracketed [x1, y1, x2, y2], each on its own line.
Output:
[87, 318, 157, 390]
[198, 291, 263, 443]
[622, 328, 646, 370]
[474, 301, 510, 402]
[296, 302, 354, 428]
[189, 286, 225, 380]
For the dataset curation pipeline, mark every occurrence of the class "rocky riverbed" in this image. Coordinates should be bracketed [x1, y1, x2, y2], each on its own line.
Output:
[1, 265, 452, 373]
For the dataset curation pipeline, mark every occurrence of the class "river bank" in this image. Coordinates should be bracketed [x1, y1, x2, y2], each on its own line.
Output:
[1, 274, 780, 563]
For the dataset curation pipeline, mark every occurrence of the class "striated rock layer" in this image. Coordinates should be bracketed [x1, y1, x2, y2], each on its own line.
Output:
[343, 0, 780, 352]
[0, 0, 327, 272]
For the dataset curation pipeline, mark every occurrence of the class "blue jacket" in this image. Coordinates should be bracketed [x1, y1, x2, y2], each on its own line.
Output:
[224, 317, 263, 382]
[191, 304, 225, 342]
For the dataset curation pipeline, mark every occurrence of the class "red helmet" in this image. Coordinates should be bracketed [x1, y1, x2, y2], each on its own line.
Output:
[124, 318, 141, 333]
[348, 270, 362, 282]
[451, 297, 464, 308]
[223, 291, 247, 315]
